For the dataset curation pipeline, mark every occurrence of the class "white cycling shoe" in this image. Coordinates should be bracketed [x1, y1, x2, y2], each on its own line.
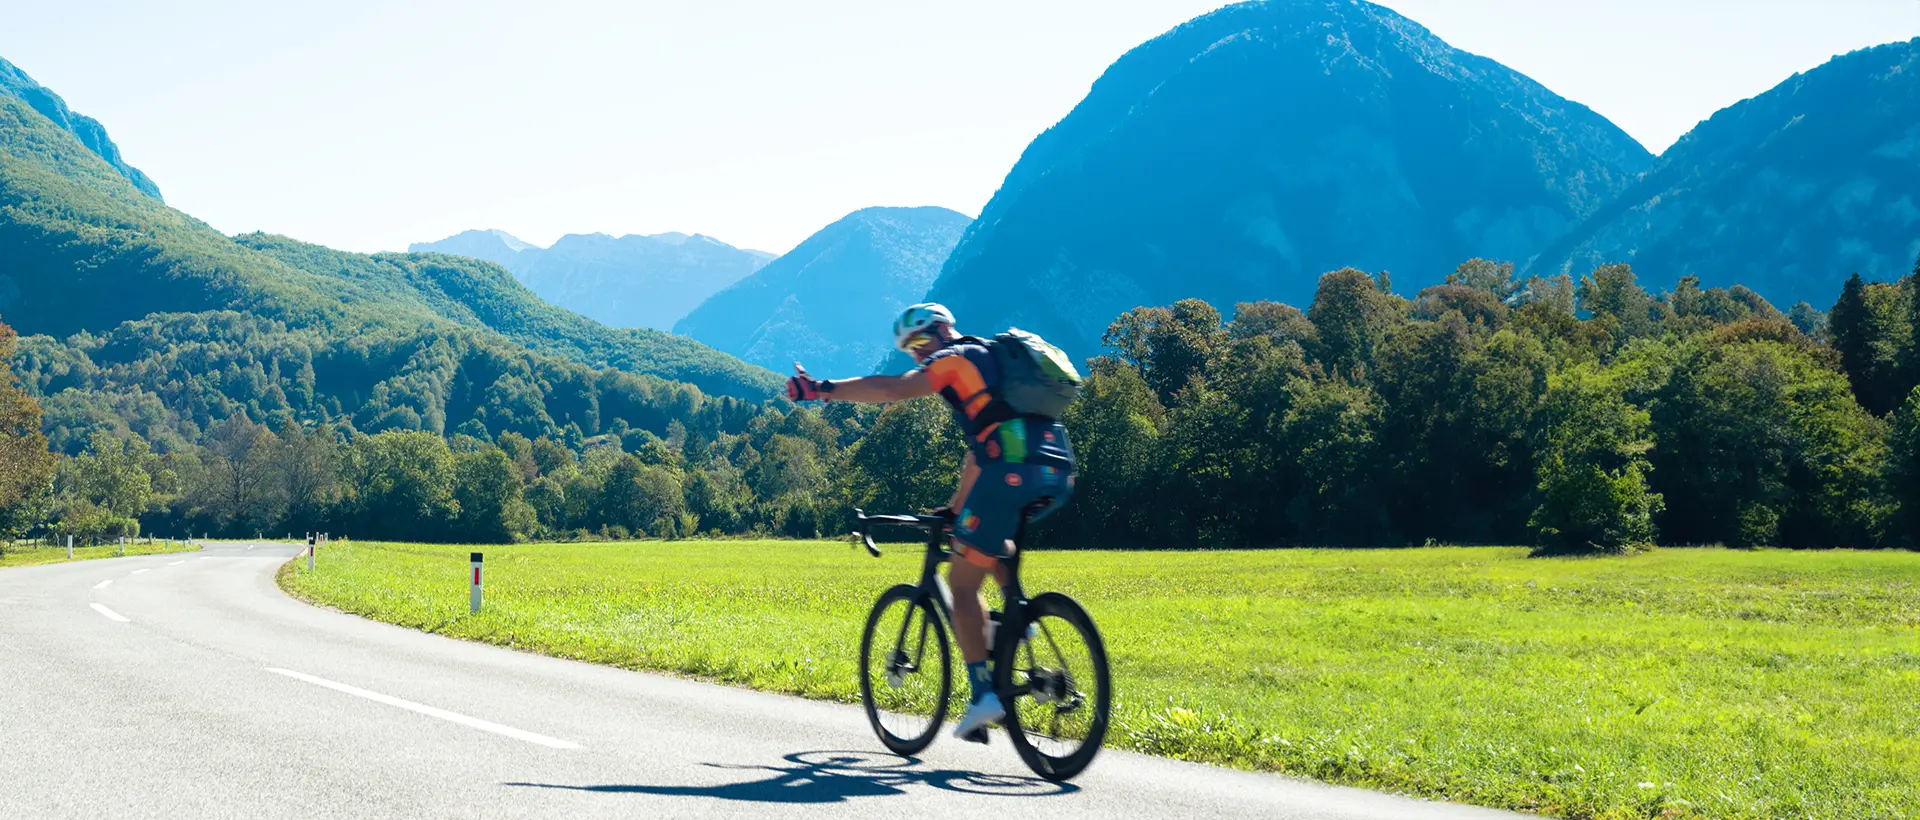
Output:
[953, 693, 1005, 739]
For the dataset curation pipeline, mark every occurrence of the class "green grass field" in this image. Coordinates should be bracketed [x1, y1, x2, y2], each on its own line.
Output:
[277, 540, 1919, 820]
[0, 538, 200, 568]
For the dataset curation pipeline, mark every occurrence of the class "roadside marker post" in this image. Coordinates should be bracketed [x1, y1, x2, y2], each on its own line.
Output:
[307, 533, 316, 572]
[66, 535, 72, 559]
[117, 537, 124, 556]
[470, 553, 483, 614]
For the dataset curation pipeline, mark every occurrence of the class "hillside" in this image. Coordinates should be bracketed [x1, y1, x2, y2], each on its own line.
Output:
[1531, 37, 1920, 307]
[0, 56, 162, 201]
[674, 206, 970, 375]
[912, 0, 1652, 363]
[411, 230, 773, 331]
[0, 93, 777, 453]
[237, 235, 782, 399]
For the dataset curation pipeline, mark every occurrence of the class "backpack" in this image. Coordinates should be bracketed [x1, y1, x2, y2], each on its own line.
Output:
[986, 328, 1083, 419]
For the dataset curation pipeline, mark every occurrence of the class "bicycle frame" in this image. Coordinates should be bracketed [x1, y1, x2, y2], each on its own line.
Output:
[851, 510, 1032, 667]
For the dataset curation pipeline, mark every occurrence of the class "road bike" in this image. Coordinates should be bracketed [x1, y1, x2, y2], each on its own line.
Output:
[849, 505, 1111, 782]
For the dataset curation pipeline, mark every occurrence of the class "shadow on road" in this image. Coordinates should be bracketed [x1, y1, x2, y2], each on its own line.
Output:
[506, 749, 1077, 804]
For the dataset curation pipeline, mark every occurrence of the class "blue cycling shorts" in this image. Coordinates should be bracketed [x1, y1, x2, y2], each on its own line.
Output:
[953, 462, 1074, 560]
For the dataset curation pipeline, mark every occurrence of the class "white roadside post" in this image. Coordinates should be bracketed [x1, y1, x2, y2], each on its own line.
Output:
[117, 536, 124, 556]
[470, 552, 483, 614]
[65, 534, 72, 559]
[307, 533, 316, 572]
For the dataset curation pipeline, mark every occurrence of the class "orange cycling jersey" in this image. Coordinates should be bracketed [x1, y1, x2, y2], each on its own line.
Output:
[921, 338, 1073, 469]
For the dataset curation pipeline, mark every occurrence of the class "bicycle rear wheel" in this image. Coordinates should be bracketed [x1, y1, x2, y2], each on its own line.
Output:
[859, 584, 952, 755]
[995, 591, 1111, 782]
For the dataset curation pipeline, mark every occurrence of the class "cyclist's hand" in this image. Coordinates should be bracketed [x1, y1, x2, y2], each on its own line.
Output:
[927, 506, 957, 524]
[787, 363, 823, 402]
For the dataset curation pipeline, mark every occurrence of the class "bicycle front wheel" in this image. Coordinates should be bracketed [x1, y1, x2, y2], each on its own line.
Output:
[995, 591, 1111, 781]
[858, 584, 952, 755]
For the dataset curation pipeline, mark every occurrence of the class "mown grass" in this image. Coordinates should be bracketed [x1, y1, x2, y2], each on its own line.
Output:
[0, 539, 200, 568]
[278, 540, 1919, 819]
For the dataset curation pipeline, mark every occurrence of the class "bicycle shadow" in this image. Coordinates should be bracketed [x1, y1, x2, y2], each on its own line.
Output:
[505, 749, 1078, 804]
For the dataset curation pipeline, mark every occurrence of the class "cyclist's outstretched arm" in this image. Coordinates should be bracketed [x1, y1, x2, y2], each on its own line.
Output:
[821, 371, 934, 403]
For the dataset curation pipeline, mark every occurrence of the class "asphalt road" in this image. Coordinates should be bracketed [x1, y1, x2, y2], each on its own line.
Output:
[0, 542, 1525, 819]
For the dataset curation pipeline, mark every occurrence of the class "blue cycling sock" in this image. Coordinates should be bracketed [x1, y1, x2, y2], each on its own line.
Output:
[966, 661, 992, 703]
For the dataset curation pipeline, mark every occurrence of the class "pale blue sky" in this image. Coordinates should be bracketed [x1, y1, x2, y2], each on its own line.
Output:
[4, 0, 1918, 255]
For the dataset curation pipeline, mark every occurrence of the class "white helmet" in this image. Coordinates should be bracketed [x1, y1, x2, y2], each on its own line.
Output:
[892, 302, 956, 351]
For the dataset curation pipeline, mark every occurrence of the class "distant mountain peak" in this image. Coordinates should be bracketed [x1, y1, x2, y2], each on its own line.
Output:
[410, 226, 773, 330]
[408, 229, 531, 268]
[0, 55, 163, 201]
[676, 206, 972, 376]
[918, 0, 1652, 362]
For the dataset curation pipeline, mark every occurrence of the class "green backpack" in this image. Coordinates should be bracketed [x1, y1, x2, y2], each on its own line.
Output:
[987, 328, 1084, 419]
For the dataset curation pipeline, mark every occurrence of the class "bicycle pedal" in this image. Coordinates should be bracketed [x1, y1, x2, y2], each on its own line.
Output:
[960, 727, 991, 745]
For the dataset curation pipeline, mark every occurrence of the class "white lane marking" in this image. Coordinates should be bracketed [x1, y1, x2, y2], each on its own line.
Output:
[131, 569, 150, 575]
[168, 561, 185, 566]
[93, 580, 112, 590]
[264, 668, 580, 750]
[90, 603, 130, 623]
[200, 557, 211, 560]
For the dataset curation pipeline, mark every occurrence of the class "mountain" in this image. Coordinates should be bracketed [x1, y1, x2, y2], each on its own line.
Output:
[674, 207, 970, 376]
[0, 56, 162, 201]
[0, 92, 778, 453]
[1531, 38, 1920, 308]
[407, 228, 530, 268]
[911, 0, 1652, 365]
[410, 230, 774, 331]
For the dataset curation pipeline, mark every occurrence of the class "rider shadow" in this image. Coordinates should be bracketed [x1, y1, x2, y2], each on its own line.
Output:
[505, 749, 1078, 805]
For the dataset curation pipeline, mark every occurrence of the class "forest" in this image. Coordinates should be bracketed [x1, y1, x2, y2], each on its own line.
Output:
[4, 256, 1920, 555]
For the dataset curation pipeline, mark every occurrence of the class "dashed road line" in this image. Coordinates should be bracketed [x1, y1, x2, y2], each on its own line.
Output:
[93, 579, 112, 590]
[131, 569, 150, 575]
[90, 603, 130, 623]
[265, 668, 580, 750]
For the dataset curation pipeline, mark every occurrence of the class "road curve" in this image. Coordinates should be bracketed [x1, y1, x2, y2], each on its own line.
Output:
[0, 542, 1525, 819]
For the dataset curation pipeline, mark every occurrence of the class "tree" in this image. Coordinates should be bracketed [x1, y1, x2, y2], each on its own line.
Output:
[1577, 264, 1659, 343]
[1788, 302, 1827, 340]
[452, 446, 537, 543]
[274, 421, 340, 533]
[197, 416, 282, 534]
[0, 318, 54, 538]
[1227, 301, 1318, 348]
[1100, 300, 1227, 403]
[340, 431, 459, 541]
[1885, 386, 1920, 547]
[1649, 338, 1888, 548]
[1528, 365, 1661, 554]
[65, 432, 154, 518]
[598, 454, 683, 538]
[1279, 377, 1389, 546]
[838, 398, 964, 524]
[1828, 273, 1910, 415]
[1048, 359, 1166, 547]
[1307, 268, 1402, 376]
[1446, 258, 1521, 300]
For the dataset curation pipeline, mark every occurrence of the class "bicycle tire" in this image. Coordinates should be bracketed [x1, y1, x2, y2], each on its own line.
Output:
[994, 591, 1111, 782]
[858, 584, 952, 755]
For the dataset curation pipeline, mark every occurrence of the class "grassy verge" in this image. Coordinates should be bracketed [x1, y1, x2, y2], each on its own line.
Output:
[0, 539, 200, 568]
[278, 540, 1918, 819]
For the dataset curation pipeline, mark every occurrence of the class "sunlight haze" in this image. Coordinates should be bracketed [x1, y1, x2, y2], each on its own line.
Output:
[4, 0, 1917, 255]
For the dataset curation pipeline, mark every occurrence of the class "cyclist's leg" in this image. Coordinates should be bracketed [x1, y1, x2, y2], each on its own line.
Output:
[949, 463, 1032, 736]
[947, 549, 994, 666]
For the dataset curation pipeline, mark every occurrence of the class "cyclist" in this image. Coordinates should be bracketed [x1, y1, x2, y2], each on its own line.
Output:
[786, 303, 1075, 740]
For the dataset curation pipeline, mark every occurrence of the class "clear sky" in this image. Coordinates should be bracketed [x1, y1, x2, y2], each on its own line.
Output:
[5, 0, 1918, 255]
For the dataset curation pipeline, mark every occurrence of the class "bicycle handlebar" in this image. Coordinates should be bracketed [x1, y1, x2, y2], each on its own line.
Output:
[849, 509, 951, 557]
